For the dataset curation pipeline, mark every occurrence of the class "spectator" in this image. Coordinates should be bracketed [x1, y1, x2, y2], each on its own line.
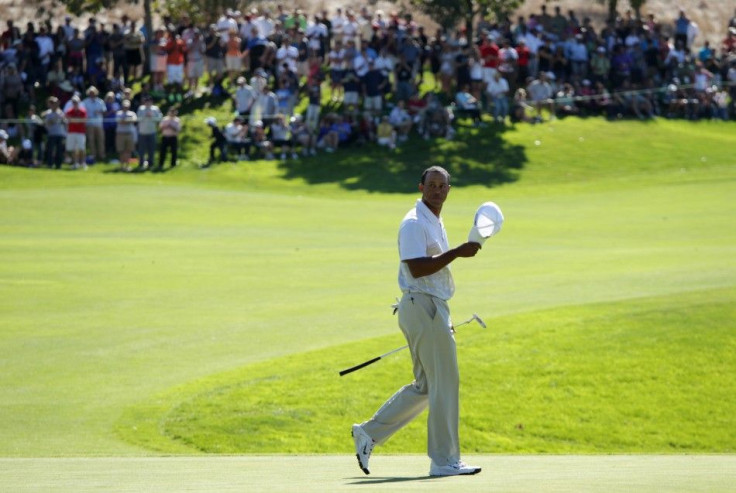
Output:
[1, 64, 24, 130]
[454, 84, 483, 126]
[486, 70, 510, 124]
[510, 87, 533, 123]
[252, 82, 278, 128]
[0, 129, 18, 165]
[328, 39, 346, 102]
[375, 115, 396, 149]
[205, 116, 228, 164]
[136, 95, 162, 170]
[123, 21, 144, 81]
[498, 39, 519, 90]
[151, 29, 168, 93]
[225, 115, 250, 160]
[233, 76, 256, 120]
[388, 100, 412, 142]
[289, 114, 315, 156]
[305, 75, 321, 133]
[673, 10, 691, 50]
[165, 31, 186, 97]
[204, 25, 225, 84]
[527, 71, 555, 121]
[421, 93, 455, 140]
[555, 82, 579, 118]
[102, 91, 119, 162]
[35, 26, 54, 86]
[250, 120, 273, 159]
[158, 107, 181, 170]
[65, 95, 87, 169]
[82, 86, 105, 163]
[722, 28, 736, 56]
[108, 24, 126, 80]
[361, 59, 388, 120]
[42, 96, 66, 169]
[23, 105, 46, 165]
[479, 31, 500, 85]
[115, 99, 137, 172]
[185, 28, 206, 96]
[269, 114, 295, 159]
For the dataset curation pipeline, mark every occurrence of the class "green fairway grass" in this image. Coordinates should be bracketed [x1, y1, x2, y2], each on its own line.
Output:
[0, 117, 735, 458]
[2, 455, 736, 493]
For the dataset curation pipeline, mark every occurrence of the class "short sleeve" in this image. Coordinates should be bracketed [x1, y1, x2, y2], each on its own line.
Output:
[398, 219, 426, 261]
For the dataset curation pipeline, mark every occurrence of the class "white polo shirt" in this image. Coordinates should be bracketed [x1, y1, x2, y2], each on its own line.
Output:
[398, 199, 455, 300]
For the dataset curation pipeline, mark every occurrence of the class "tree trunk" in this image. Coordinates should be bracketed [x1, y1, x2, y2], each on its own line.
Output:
[143, 0, 153, 76]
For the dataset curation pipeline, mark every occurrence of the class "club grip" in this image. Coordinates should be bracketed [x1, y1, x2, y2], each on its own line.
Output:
[339, 356, 381, 376]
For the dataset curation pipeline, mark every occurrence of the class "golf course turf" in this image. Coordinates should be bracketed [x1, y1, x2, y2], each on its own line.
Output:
[1, 115, 734, 491]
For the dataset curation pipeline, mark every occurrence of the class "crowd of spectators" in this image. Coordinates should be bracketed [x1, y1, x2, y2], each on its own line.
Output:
[2, 4, 736, 169]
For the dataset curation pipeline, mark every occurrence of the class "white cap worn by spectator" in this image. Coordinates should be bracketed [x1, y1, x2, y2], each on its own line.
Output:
[205, 117, 217, 126]
[0, 130, 8, 140]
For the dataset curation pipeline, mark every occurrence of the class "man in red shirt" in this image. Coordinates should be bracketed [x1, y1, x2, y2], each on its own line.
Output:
[65, 95, 87, 169]
[478, 31, 499, 86]
[515, 39, 531, 85]
[166, 31, 186, 94]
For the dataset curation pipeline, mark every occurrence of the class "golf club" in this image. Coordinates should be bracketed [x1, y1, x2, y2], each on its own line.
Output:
[338, 314, 486, 376]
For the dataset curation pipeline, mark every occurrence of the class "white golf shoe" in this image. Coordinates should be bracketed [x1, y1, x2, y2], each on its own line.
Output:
[429, 460, 482, 477]
[351, 424, 374, 475]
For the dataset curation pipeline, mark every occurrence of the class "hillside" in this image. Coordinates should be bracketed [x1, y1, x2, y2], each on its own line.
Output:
[0, 0, 730, 50]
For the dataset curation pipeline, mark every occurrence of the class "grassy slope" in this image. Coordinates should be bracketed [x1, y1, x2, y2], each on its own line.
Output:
[0, 117, 735, 456]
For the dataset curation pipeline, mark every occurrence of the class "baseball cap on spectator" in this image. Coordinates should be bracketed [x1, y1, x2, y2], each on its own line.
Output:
[205, 117, 217, 126]
[0, 130, 8, 140]
[236, 76, 246, 85]
[87, 86, 99, 96]
[71, 95, 81, 103]
[22, 139, 32, 150]
[121, 100, 131, 108]
[597, 46, 606, 54]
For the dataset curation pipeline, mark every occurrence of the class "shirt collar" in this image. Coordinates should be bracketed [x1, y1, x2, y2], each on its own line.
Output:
[416, 198, 441, 225]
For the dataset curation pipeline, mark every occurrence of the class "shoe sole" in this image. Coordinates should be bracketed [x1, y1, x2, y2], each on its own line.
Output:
[430, 467, 482, 477]
[351, 428, 370, 475]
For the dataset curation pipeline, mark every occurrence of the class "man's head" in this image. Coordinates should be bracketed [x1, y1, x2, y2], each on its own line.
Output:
[419, 166, 451, 214]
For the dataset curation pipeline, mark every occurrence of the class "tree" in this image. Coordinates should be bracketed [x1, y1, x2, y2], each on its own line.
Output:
[597, 0, 647, 22]
[409, 0, 525, 44]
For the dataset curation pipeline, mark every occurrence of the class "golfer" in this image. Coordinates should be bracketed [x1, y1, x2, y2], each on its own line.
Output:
[352, 165, 482, 477]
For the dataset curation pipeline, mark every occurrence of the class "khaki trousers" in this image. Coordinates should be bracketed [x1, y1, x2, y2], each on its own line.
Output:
[86, 126, 105, 160]
[361, 291, 460, 466]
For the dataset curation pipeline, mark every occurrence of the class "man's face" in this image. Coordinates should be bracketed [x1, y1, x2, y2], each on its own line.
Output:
[419, 171, 450, 213]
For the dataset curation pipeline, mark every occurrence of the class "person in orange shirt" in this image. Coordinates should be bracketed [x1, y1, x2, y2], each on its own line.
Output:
[225, 28, 243, 82]
[166, 31, 186, 94]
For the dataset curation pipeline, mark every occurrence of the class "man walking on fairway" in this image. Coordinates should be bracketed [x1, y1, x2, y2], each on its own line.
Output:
[352, 165, 482, 477]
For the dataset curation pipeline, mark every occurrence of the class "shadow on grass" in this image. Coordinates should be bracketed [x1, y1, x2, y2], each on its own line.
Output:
[277, 120, 527, 193]
[345, 475, 434, 485]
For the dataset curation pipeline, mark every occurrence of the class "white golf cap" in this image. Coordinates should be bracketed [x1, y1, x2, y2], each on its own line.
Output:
[468, 201, 504, 245]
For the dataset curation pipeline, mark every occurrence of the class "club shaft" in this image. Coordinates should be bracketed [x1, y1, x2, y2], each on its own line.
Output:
[339, 345, 408, 376]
